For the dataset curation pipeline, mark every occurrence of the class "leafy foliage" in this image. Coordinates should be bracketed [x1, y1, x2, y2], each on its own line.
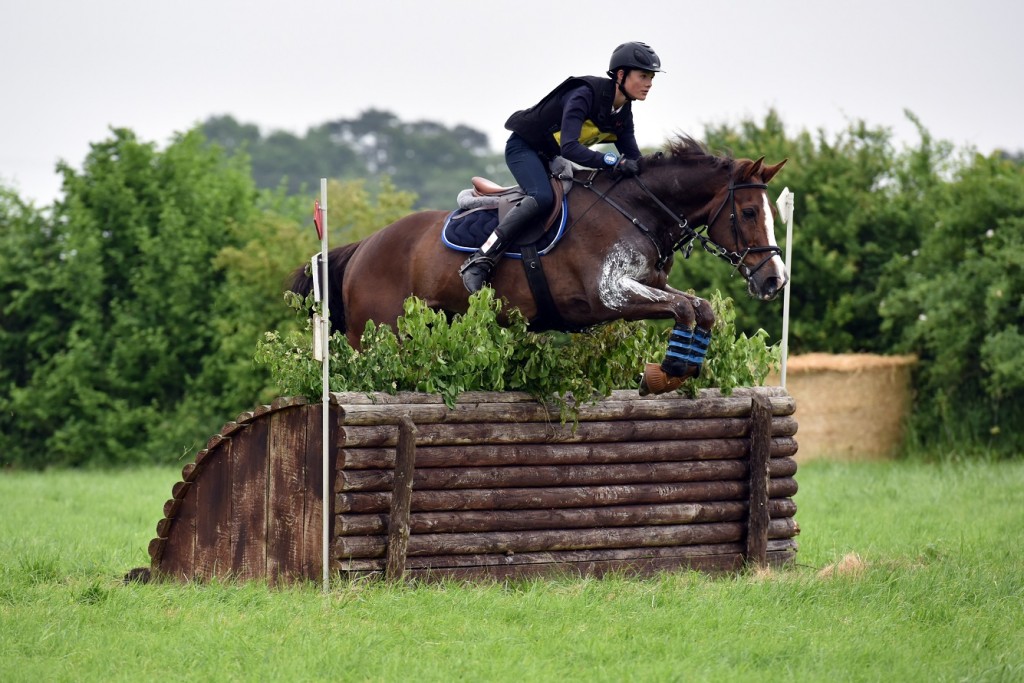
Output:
[878, 153, 1024, 452]
[0, 188, 64, 393]
[3, 108, 1023, 465]
[0, 129, 257, 467]
[671, 111, 1024, 454]
[0, 130, 418, 468]
[321, 176, 418, 243]
[255, 289, 779, 415]
[676, 109, 945, 354]
[190, 177, 418, 419]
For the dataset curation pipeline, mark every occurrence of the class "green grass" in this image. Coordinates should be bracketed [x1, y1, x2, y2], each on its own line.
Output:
[1, 459, 1022, 682]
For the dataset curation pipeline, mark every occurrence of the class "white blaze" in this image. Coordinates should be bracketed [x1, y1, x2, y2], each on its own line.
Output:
[762, 192, 788, 280]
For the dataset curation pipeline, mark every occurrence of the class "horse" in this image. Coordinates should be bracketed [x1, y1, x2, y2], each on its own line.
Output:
[289, 137, 787, 394]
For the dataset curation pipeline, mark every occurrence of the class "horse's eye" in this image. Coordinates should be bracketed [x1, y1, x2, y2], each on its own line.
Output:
[742, 207, 757, 219]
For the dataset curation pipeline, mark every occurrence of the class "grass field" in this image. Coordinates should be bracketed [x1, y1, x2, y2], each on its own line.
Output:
[1, 458, 1022, 682]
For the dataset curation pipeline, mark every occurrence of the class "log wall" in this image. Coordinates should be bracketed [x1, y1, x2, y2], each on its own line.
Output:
[149, 387, 799, 583]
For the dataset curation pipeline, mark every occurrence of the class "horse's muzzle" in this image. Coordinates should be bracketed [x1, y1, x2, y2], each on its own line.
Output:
[749, 273, 788, 301]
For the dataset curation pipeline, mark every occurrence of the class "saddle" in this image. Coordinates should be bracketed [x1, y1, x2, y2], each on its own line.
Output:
[453, 156, 574, 245]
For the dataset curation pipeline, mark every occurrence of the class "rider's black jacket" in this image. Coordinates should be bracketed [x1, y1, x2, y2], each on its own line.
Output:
[505, 75, 642, 168]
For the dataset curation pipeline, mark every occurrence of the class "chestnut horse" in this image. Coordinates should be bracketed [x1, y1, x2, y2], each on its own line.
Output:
[289, 137, 787, 394]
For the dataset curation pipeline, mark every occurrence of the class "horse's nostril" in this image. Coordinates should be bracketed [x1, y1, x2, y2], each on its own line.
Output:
[762, 277, 782, 300]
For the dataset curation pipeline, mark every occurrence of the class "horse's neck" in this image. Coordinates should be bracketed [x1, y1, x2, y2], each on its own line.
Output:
[642, 165, 724, 226]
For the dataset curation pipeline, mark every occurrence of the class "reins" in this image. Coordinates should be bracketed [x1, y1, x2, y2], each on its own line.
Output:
[561, 168, 781, 277]
[564, 170, 672, 269]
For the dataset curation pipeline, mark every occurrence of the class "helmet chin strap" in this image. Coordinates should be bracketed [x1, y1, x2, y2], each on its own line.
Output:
[616, 72, 636, 102]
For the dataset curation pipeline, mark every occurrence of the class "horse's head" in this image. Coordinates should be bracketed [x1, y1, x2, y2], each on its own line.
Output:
[705, 157, 789, 301]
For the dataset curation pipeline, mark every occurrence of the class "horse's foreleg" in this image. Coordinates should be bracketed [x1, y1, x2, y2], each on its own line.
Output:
[664, 285, 715, 329]
[606, 281, 716, 395]
[656, 285, 717, 381]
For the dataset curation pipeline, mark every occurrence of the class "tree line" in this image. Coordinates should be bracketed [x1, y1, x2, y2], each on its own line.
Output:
[1, 110, 1021, 467]
[201, 110, 511, 210]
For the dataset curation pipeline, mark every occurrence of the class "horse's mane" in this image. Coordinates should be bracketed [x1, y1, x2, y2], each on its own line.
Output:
[643, 135, 732, 172]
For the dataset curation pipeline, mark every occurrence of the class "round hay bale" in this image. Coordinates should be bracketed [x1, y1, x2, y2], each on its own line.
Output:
[769, 353, 917, 461]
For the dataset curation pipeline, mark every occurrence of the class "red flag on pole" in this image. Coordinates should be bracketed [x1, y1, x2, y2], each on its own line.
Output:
[313, 200, 324, 240]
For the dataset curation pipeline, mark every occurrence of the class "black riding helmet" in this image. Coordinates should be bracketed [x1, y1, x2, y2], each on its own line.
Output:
[607, 41, 662, 102]
[607, 41, 662, 76]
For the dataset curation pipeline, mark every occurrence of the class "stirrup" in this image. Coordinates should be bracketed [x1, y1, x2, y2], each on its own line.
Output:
[460, 251, 497, 293]
[459, 250, 496, 275]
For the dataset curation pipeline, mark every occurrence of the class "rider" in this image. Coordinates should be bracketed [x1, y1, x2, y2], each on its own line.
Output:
[459, 41, 663, 293]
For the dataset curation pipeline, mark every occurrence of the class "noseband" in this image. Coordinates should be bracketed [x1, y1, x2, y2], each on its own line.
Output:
[573, 171, 781, 278]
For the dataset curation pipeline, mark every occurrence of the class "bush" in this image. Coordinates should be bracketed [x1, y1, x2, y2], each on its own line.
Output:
[255, 288, 780, 414]
[684, 110, 942, 354]
[879, 153, 1024, 454]
[0, 129, 257, 468]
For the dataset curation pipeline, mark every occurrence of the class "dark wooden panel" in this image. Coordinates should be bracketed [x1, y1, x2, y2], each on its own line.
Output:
[339, 539, 798, 572]
[229, 418, 270, 581]
[400, 554, 747, 581]
[385, 417, 417, 581]
[337, 395, 796, 426]
[194, 439, 232, 580]
[147, 537, 166, 565]
[157, 478, 197, 580]
[150, 388, 800, 584]
[267, 406, 307, 584]
[746, 395, 773, 567]
[301, 404, 327, 581]
[337, 539, 799, 579]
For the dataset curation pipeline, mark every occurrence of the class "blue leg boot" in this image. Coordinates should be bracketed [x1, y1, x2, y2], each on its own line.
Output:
[639, 325, 712, 396]
[662, 324, 712, 378]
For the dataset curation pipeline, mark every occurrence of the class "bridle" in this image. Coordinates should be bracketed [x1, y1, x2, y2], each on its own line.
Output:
[698, 181, 783, 279]
[568, 170, 781, 278]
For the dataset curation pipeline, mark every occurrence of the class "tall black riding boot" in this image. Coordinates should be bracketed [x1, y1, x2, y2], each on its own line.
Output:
[460, 196, 541, 293]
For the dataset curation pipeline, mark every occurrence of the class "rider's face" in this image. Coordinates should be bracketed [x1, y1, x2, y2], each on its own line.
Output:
[621, 69, 655, 101]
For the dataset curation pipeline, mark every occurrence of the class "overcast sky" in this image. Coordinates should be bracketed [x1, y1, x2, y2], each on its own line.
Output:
[2, 0, 1022, 206]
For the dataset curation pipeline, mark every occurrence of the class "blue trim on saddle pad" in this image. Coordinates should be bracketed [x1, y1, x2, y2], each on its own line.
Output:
[441, 197, 569, 258]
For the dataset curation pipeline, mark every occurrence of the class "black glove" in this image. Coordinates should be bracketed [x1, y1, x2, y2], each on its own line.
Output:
[614, 157, 641, 177]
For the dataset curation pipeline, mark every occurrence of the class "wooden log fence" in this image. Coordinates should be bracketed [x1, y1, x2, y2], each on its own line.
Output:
[148, 386, 800, 583]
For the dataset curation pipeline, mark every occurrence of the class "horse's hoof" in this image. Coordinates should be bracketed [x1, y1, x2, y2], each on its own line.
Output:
[640, 363, 685, 395]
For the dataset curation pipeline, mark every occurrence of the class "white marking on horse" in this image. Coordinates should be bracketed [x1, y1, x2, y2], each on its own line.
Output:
[598, 242, 668, 310]
[762, 193, 788, 279]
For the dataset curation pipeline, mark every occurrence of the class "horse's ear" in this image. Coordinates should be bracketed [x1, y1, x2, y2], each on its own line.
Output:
[761, 159, 788, 184]
[743, 156, 765, 181]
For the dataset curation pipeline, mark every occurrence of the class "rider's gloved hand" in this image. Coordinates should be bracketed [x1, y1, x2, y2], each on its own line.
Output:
[614, 158, 641, 177]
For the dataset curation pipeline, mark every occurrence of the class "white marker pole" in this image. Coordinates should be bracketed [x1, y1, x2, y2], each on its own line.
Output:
[319, 178, 330, 593]
[776, 188, 795, 388]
